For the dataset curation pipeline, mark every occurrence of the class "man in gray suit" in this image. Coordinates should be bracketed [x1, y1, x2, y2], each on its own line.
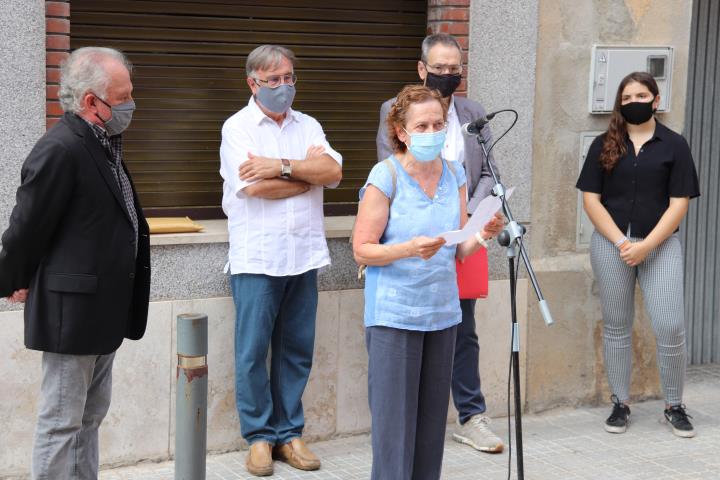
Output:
[376, 33, 504, 453]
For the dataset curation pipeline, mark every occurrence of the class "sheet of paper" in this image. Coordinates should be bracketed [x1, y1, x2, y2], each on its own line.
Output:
[439, 187, 515, 245]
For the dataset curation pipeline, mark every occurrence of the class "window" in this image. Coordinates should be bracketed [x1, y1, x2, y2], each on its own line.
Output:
[71, 0, 428, 217]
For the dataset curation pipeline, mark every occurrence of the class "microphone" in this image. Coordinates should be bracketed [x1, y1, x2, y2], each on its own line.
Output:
[461, 111, 498, 135]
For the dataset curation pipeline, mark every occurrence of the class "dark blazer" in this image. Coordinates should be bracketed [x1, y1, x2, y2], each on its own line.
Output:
[376, 95, 499, 212]
[0, 113, 150, 355]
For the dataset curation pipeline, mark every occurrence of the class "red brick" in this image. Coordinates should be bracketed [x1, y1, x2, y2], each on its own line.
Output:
[429, 8, 469, 22]
[446, 23, 469, 35]
[46, 117, 61, 130]
[45, 1, 70, 18]
[46, 67, 61, 84]
[46, 101, 64, 116]
[456, 36, 469, 49]
[46, 34, 69, 50]
[446, 9, 469, 21]
[46, 2, 70, 128]
[46, 51, 69, 66]
[427, 21, 444, 34]
[428, 0, 470, 6]
[46, 85, 59, 100]
[46, 18, 70, 34]
[426, 21, 469, 38]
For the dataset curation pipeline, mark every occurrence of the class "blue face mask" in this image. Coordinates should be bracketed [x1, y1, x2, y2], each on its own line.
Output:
[404, 128, 446, 162]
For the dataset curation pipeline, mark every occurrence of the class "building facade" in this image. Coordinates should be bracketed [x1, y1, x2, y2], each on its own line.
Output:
[1, 0, 716, 476]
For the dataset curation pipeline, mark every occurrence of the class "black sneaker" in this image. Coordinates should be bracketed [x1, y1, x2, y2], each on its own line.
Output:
[605, 394, 631, 433]
[663, 405, 696, 438]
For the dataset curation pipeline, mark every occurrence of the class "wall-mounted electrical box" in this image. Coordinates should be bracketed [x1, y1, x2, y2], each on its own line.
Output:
[589, 45, 673, 113]
[577, 131, 604, 248]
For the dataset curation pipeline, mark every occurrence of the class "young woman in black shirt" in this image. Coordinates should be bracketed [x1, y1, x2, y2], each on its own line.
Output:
[577, 71, 700, 438]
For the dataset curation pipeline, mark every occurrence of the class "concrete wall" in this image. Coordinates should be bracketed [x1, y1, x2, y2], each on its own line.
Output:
[467, 0, 544, 408]
[0, 0, 45, 236]
[0, 280, 526, 478]
[468, 0, 539, 225]
[524, 0, 694, 411]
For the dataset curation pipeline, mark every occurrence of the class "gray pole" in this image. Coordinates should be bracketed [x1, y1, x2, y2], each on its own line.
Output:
[175, 313, 208, 480]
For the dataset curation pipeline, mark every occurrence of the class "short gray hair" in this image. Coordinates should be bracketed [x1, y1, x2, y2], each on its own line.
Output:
[245, 45, 296, 77]
[59, 47, 132, 114]
[421, 34, 463, 63]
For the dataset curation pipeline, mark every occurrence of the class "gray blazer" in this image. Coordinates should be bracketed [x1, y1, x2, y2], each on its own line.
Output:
[376, 95, 499, 212]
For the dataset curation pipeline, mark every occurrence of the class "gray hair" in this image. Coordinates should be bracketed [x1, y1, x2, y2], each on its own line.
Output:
[59, 47, 132, 114]
[245, 45, 296, 77]
[421, 34, 463, 63]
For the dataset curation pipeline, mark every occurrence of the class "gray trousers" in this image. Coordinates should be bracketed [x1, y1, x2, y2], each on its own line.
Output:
[31, 351, 115, 480]
[366, 325, 456, 480]
[590, 231, 687, 405]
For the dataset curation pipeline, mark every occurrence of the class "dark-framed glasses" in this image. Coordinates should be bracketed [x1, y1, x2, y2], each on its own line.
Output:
[424, 62, 463, 75]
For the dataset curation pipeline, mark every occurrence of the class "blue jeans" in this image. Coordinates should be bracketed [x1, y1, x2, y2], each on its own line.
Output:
[451, 299, 488, 424]
[231, 270, 318, 445]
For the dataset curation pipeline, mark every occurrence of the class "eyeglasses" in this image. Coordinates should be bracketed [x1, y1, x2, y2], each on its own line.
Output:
[423, 62, 463, 75]
[252, 73, 297, 89]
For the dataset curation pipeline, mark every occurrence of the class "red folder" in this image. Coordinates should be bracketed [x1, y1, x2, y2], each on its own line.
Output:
[456, 248, 489, 299]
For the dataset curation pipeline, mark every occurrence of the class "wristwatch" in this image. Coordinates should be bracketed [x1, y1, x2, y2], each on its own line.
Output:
[280, 158, 292, 178]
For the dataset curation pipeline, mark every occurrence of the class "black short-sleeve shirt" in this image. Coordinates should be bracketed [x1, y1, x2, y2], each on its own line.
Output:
[576, 121, 700, 238]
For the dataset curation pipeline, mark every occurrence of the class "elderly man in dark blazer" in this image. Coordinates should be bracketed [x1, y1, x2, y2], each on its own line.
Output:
[376, 33, 504, 454]
[0, 47, 150, 479]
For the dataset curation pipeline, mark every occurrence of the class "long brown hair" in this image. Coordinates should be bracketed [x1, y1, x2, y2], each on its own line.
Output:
[599, 71, 659, 171]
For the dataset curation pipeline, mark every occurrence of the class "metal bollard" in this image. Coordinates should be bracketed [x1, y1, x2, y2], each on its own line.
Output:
[175, 313, 208, 480]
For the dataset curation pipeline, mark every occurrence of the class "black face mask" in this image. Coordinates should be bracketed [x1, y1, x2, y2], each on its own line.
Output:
[424, 72, 462, 98]
[620, 99, 656, 125]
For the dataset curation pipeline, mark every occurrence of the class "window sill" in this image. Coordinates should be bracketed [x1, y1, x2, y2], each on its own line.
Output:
[149, 216, 355, 246]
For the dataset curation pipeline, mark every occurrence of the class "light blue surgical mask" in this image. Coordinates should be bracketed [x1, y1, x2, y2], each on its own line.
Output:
[403, 128, 446, 162]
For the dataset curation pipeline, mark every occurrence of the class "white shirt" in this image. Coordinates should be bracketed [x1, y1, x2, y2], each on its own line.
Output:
[219, 97, 343, 276]
[443, 96, 465, 164]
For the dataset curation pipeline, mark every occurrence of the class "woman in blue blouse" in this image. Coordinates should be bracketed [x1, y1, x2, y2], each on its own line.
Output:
[352, 85, 502, 480]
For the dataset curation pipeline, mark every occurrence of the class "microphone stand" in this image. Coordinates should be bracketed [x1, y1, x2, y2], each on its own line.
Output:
[474, 119, 554, 480]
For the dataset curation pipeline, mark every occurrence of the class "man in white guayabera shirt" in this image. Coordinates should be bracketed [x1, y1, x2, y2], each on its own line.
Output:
[219, 44, 342, 477]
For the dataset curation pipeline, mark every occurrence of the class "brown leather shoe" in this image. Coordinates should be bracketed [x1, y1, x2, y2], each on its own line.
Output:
[272, 437, 321, 471]
[245, 441, 273, 477]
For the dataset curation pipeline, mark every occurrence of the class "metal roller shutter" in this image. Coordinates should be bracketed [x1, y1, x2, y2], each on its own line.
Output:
[682, 0, 720, 364]
[70, 0, 428, 217]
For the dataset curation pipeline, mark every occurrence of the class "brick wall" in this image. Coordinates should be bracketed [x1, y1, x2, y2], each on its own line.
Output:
[427, 0, 470, 96]
[46, 1, 70, 129]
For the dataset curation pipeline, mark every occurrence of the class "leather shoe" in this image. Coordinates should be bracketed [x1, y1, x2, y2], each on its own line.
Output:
[245, 441, 273, 477]
[272, 437, 321, 471]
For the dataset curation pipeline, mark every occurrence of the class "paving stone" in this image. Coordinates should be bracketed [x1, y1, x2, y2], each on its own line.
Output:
[100, 364, 720, 480]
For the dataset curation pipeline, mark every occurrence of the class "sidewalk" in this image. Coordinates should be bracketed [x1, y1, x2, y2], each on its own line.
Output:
[101, 364, 720, 480]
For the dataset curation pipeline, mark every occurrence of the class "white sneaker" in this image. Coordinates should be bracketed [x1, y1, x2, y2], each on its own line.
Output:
[452, 414, 504, 453]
